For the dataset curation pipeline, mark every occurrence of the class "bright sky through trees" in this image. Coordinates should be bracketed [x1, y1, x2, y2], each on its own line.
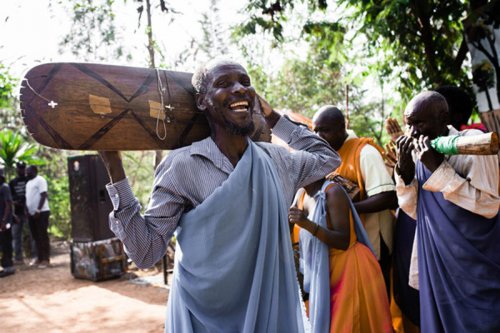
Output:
[1, 0, 245, 79]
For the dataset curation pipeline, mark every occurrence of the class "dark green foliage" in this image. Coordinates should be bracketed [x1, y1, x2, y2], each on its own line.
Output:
[238, 0, 474, 102]
[343, 0, 472, 98]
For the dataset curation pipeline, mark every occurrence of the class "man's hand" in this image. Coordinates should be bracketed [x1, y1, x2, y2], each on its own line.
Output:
[288, 207, 309, 228]
[414, 135, 444, 172]
[396, 135, 416, 185]
[98, 151, 126, 183]
[257, 94, 280, 128]
[256, 94, 273, 117]
[384, 141, 398, 170]
[385, 117, 405, 142]
[0, 217, 10, 231]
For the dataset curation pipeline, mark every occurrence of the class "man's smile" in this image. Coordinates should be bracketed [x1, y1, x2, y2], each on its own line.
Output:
[229, 100, 250, 113]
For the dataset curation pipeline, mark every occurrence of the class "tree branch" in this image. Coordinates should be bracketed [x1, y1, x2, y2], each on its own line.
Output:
[410, 0, 439, 80]
[454, 37, 469, 72]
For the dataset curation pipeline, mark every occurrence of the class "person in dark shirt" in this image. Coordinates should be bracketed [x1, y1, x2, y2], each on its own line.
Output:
[0, 167, 15, 277]
[9, 162, 32, 264]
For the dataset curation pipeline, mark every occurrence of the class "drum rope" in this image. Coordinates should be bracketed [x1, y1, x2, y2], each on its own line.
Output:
[155, 68, 167, 140]
[23, 79, 59, 109]
[155, 68, 175, 140]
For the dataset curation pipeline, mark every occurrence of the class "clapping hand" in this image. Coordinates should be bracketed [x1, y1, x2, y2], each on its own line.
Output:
[384, 141, 398, 170]
[385, 117, 405, 142]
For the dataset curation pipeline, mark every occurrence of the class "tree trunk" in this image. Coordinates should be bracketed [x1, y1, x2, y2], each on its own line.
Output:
[145, 0, 156, 69]
[410, 0, 439, 83]
[144, 0, 163, 166]
[485, 88, 494, 111]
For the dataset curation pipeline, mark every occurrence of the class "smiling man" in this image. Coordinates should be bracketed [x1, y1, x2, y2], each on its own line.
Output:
[99, 59, 340, 332]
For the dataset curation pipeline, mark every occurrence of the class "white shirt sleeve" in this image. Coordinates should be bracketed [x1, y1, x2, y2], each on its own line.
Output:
[423, 155, 500, 219]
[359, 144, 396, 196]
[395, 173, 418, 220]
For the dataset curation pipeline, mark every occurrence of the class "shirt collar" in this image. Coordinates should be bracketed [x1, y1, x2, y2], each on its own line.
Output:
[189, 137, 243, 174]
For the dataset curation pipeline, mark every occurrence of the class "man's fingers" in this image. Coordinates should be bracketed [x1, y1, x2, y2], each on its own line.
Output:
[416, 135, 429, 152]
[256, 94, 273, 117]
[398, 136, 414, 154]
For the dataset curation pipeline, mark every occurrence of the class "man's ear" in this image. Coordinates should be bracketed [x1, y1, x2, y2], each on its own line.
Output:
[196, 93, 207, 111]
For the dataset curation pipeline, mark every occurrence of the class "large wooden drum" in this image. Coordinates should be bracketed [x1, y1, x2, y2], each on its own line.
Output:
[20, 62, 211, 150]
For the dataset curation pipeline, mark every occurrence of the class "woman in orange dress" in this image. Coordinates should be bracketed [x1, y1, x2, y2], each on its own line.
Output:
[289, 179, 392, 333]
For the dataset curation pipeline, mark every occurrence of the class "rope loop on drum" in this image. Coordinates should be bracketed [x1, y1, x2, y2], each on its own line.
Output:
[23, 79, 59, 109]
[155, 68, 175, 141]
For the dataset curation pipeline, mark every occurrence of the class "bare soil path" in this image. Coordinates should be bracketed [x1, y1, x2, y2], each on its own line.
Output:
[0, 241, 169, 333]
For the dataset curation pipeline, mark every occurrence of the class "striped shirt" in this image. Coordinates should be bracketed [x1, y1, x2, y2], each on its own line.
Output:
[106, 116, 340, 268]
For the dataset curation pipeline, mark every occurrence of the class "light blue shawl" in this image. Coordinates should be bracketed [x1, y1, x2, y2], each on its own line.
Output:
[299, 181, 374, 333]
[165, 141, 305, 333]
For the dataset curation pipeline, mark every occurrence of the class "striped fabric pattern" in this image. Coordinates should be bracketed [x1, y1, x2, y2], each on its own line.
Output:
[106, 116, 340, 268]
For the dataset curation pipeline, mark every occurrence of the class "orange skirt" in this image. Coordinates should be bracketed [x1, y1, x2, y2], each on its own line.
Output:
[329, 242, 392, 333]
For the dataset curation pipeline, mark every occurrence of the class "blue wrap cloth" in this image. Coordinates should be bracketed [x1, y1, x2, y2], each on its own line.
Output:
[166, 141, 305, 333]
[416, 161, 500, 333]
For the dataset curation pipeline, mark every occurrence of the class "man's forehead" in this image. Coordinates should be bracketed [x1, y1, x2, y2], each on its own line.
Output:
[314, 111, 340, 127]
[404, 99, 424, 119]
[207, 62, 248, 78]
[403, 108, 412, 118]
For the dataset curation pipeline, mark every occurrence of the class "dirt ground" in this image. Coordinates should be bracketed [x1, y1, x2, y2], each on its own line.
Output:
[0, 241, 170, 333]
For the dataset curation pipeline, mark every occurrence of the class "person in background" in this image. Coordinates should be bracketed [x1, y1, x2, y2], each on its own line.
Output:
[25, 165, 51, 268]
[312, 105, 398, 293]
[396, 91, 500, 332]
[434, 85, 487, 132]
[0, 167, 15, 278]
[384, 116, 421, 333]
[9, 162, 32, 264]
[289, 178, 392, 333]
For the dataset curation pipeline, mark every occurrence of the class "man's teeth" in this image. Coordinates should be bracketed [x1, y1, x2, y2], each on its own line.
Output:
[230, 101, 249, 112]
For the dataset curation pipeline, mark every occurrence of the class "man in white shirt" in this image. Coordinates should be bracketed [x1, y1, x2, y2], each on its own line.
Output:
[25, 165, 50, 268]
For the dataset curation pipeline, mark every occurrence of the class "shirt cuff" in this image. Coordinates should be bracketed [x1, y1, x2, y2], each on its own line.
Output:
[271, 115, 302, 144]
[105, 178, 136, 211]
[422, 160, 463, 193]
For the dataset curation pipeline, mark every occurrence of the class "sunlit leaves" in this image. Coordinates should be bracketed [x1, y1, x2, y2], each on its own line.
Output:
[0, 64, 15, 109]
[0, 129, 44, 178]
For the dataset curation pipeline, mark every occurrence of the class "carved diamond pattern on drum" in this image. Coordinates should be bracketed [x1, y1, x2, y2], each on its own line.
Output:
[20, 63, 209, 150]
